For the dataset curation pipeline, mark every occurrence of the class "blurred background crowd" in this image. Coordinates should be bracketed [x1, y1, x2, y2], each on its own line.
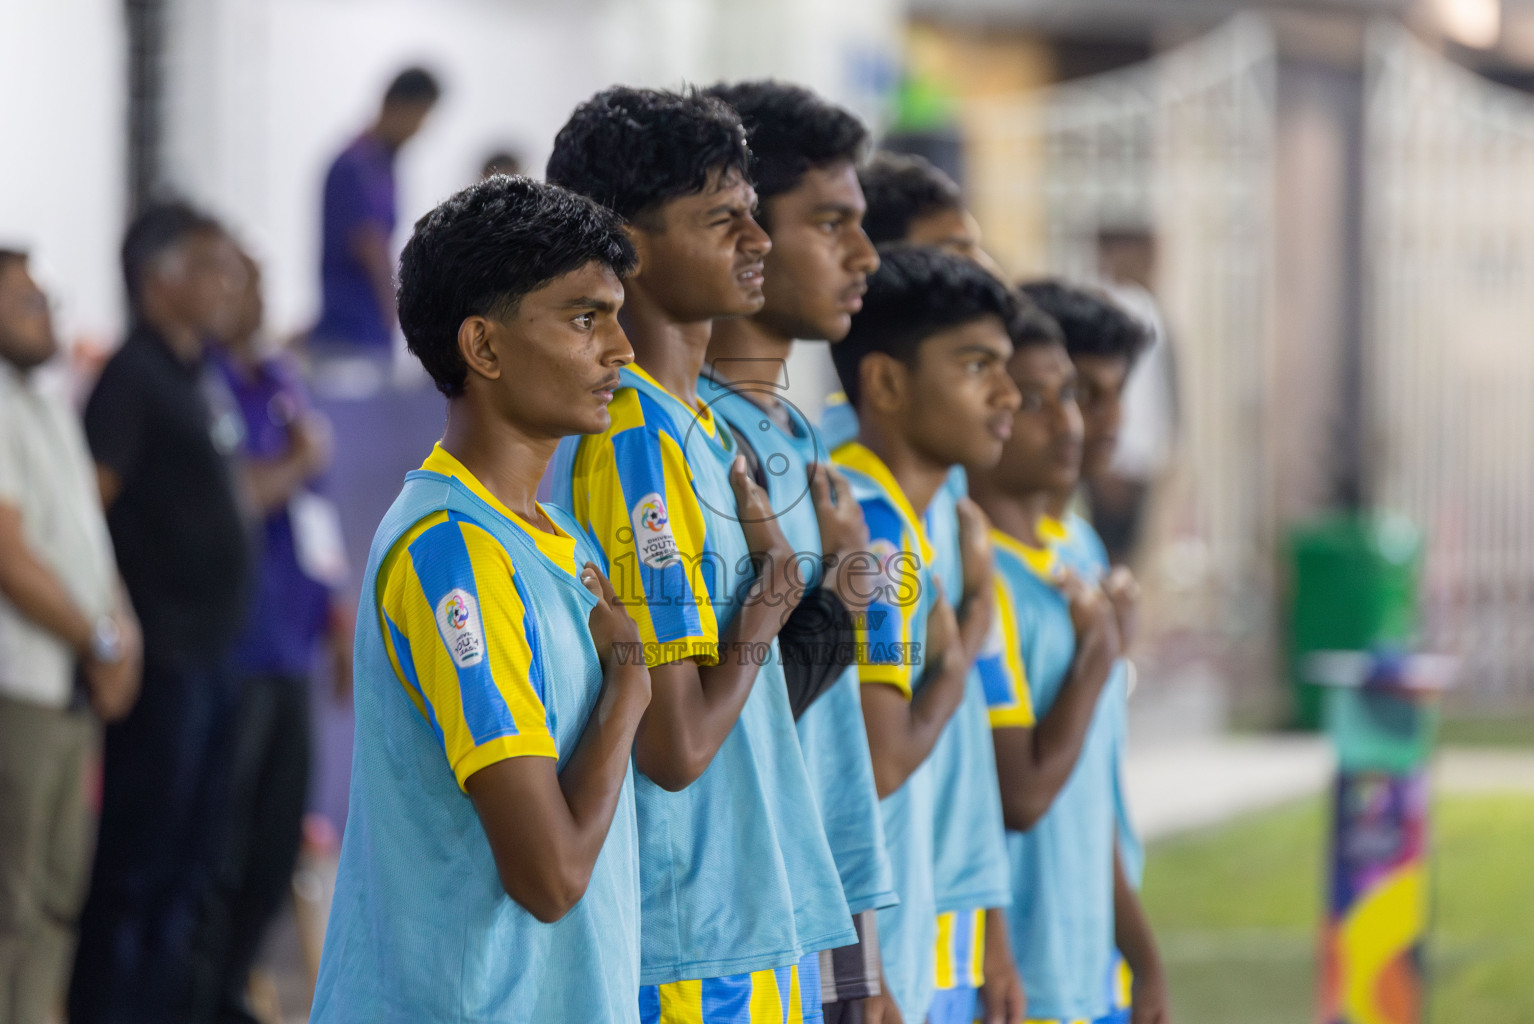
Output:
[3, 0, 1534, 1022]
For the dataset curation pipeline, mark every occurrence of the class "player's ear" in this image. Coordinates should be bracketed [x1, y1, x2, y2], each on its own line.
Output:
[457, 315, 502, 383]
[861, 352, 907, 415]
[622, 227, 646, 281]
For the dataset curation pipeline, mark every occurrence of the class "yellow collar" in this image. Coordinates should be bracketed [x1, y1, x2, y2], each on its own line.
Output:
[1038, 514, 1070, 545]
[831, 441, 935, 565]
[991, 528, 1058, 580]
[419, 445, 579, 575]
[628, 363, 717, 438]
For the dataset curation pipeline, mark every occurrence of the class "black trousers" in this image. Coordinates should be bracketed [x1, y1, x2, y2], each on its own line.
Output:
[69, 658, 240, 1024]
[204, 673, 311, 1024]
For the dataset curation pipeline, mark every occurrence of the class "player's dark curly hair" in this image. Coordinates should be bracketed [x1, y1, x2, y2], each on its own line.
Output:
[858, 151, 964, 245]
[1017, 279, 1148, 364]
[397, 175, 636, 398]
[546, 86, 752, 224]
[833, 244, 1021, 409]
[704, 80, 867, 227]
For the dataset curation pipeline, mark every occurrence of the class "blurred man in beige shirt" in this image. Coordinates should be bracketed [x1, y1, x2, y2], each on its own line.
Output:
[0, 249, 140, 1023]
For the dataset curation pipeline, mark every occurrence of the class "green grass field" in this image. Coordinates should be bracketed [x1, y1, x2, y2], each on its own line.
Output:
[1140, 793, 1534, 1024]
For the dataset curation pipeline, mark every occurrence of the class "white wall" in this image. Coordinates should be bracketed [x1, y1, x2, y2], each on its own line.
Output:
[159, 0, 904, 405]
[0, 0, 126, 349]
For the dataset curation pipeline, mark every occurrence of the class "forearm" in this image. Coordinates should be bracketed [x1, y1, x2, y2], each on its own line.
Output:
[996, 638, 1114, 829]
[983, 905, 1014, 976]
[867, 652, 970, 796]
[635, 599, 784, 788]
[557, 663, 651, 858]
[1113, 847, 1162, 982]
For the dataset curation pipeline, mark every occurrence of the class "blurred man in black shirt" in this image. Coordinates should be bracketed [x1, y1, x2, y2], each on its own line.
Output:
[71, 203, 253, 1024]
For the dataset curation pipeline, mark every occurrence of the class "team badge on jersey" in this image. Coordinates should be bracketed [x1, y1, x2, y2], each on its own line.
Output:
[630, 492, 680, 570]
[435, 588, 485, 667]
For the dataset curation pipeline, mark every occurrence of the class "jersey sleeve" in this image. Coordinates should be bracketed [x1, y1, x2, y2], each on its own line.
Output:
[376, 511, 557, 790]
[981, 575, 1036, 728]
[569, 391, 719, 668]
[855, 500, 922, 699]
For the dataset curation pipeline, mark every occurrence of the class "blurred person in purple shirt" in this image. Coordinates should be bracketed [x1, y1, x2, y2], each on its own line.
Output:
[311, 67, 441, 355]
[210, 251, 352, 1023]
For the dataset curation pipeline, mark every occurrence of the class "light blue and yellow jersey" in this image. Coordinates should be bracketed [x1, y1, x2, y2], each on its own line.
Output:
[831, 440, 941, 1024]
[818, 390, 858, 452]
[700, 372, 897, 919]
[987, 524, 1122, 1022]
[562, 367, 721, 667]
[1048, 512, 1142, 889]
[312, 446, 640, 1023]
[923, 472, 1014, 994]
[376, 445, 576, 787]
[552, 364, 854, 990]
[641, 953, 822, 1024]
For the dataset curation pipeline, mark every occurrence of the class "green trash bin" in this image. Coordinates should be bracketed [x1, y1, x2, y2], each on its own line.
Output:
[1286, 514, 1422, 729]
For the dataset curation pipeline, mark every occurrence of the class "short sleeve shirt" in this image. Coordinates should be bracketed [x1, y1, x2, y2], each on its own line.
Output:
[987, 526, 1120, 1020]
[832, 439, 943, 1023]
[0, 363, 117, 706]
[832, 442, 930, 700]
[377, 448, 573, 788]
[84, 327, 251, 666]
[553, 364, 855, 985]
[314, 134, 396, 348]
[310, 445, 642, 1022]
[217, 352, 334, 676]
[562, 369, 721, 668]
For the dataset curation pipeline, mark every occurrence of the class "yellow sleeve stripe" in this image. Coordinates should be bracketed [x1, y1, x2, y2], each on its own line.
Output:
[454, 733, 558, 788]
[376, 512, 557, 792]
[571, 392, 720, 666]
[859, 665, 914, 699]
[985, 575, 1037, 729]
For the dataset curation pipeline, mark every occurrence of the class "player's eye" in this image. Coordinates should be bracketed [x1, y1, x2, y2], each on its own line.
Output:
[818, 219, 839, 234]
[573, 312, 596, 331]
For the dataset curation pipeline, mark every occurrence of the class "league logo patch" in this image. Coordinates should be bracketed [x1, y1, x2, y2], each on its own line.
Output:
[630, 492, 681, 570]
[435, 588, 485, 668]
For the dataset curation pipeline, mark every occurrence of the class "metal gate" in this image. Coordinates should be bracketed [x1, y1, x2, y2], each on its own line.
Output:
[1366, 23, 1534, 707]
[965, 18, 1278, 647]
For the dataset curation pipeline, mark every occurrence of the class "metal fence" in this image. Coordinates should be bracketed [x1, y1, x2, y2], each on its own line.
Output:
[965, 18, 1278, 653]
[1366, 23, 1534, 706]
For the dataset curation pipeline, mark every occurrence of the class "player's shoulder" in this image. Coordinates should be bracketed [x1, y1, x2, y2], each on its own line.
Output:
[1068, 513, 1110, 570]
[388, 510, 518, 586]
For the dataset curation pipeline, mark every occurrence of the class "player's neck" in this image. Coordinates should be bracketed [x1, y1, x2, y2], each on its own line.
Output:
[975, 488, 1051, 549]
[857, 416, 949, 517]
[705, 317, 793, 413]
[439, 401, 557, 528]
[618, 282, 712, 408]
[1044, 487, 1074, 521]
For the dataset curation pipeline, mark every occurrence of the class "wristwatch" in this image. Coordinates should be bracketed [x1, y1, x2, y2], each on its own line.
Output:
[90, 615, 124, 665]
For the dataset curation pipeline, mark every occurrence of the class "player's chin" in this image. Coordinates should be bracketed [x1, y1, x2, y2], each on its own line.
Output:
[1049, 466, 1081, 493]
[572, 404, 612, 436]
[812, 310, 852, 343]
[962, 434, 1008, 472]
[728, 282, 767, 314]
